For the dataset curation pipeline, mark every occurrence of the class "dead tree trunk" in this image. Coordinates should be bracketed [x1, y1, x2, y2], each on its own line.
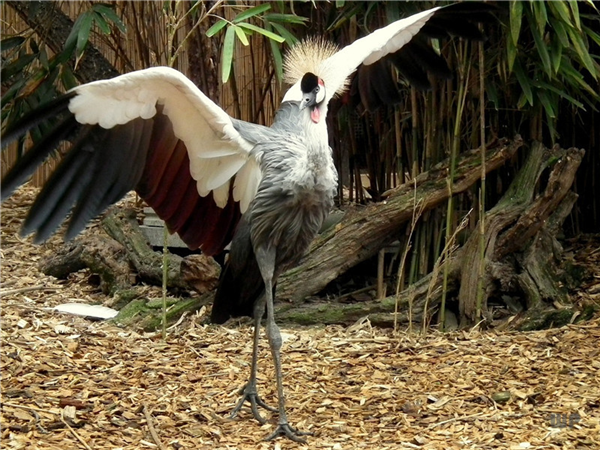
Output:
[277, 137, 522, 302]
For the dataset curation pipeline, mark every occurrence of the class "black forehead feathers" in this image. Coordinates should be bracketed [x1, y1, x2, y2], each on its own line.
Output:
[301, 72, 319, 93]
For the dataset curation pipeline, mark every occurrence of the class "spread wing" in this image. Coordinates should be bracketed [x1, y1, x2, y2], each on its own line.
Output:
[1, 67, 262, 254]
[283, 3, 496, 108]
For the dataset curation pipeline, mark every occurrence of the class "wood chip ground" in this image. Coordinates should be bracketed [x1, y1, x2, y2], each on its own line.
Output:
[2, 187, 599, 449]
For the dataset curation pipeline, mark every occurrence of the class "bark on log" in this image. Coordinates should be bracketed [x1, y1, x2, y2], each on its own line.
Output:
[277, 137, 523, 303]
[40, 209, 220, 296]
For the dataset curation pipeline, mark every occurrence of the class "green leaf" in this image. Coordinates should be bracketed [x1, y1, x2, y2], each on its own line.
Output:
[526, 8, 552, 76]
[206, 19, 228, 37]
[29, 38, 39, 55]
[567, 0, 581, 30]
[567, 27, 597, 79]
[550, 33, 563, 74]
[532, 80, 584, 109]
[513, 59, 534, 107]
[506, 34, 518, 74]
[39, 47, 49, 71]
[532, 1, 549, 34]
[263, 13, 308, 25]
[93, 4, 126, 33]
[583, 25, 600, 48]
[75, 11, 95, 65]
[558, 57, 599, 100]
[544, 106, 558, 141]
[93, 11, 111, 35]
[221, 25, 236, 83]
[269, 21, 298, 45]
[537, 91, 556, 118]
[60, 64, 78, 91]
[335, 0, 345, 7]
[509, 0, 523, 46]
[233, 25, 249, 46]
[550, 18, 570, 48]
[269, 38, 283, 82]
[237, 23, 285, 43]
[1, 36, 25, 53]
[0, 53, 36, 80]
[232, 3, 271, 23]
[547, 1, 572, 27]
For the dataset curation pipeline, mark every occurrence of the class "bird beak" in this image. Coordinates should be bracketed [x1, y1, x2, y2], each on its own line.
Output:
[300, 92, 321, 123]
[300, 92, 316, 111]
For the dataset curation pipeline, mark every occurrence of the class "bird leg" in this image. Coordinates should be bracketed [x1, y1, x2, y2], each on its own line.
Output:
[229, 294, 276, 424]
[255, 246, 312, 443]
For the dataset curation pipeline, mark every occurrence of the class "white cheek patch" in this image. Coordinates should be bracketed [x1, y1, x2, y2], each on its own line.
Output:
[316, 79, 326, 104]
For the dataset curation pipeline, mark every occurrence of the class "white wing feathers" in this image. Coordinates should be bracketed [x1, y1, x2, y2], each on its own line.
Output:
[281, 6, 441, 104]
[68, 66, 260, 212]
[321, 6, 440, 101]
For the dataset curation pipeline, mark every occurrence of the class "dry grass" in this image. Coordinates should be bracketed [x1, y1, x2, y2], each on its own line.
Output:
[2, 187, 599, 449]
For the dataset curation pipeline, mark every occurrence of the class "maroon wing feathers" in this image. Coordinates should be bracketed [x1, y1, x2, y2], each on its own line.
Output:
[136, 111, 241, 255]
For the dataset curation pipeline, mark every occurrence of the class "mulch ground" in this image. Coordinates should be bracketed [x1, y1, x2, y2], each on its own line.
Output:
[2, 187, 599, 450]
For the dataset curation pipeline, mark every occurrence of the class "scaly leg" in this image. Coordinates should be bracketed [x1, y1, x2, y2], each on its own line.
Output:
[230, 294, 276, 423]
[255, 246, 312, 443]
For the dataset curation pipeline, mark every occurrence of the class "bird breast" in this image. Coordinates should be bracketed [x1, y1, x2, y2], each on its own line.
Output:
[249, 135, 337, 270]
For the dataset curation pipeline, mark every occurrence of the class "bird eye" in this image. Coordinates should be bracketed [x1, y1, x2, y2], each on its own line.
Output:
[315, 87, 320, 93]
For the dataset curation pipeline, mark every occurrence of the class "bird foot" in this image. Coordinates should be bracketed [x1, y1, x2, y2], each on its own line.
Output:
[230, 383, 277, 424]
[264, 422, 312, 443]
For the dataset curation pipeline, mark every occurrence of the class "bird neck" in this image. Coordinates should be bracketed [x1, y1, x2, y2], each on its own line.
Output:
[302, 103, 329, 150]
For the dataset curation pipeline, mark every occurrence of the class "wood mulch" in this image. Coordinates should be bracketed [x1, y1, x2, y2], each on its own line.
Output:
[2, 187, 599, 450]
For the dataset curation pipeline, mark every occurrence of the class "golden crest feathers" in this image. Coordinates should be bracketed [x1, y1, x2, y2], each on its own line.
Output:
[284, 38, 343, 92]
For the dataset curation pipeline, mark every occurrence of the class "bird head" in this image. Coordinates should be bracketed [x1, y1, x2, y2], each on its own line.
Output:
[299, 72, 325, 123]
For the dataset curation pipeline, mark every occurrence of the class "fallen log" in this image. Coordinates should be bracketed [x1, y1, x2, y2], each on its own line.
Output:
[277, 137, 523, 303]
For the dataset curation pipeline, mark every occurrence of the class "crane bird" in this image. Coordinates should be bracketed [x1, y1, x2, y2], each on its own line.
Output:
[2, 2, 495, 442]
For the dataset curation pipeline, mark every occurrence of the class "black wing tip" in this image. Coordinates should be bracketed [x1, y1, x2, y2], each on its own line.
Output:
[1, 92, 76, 147]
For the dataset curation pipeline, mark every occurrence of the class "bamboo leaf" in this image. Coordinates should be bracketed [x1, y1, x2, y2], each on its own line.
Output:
[526, 8, 552, 77]
[567, 27, 598, 79]
[567, 0, 581, 30]
[92, 4, 126, 33]
[0, 53, 36, 80]
[509, 0, 523, 46]
[264, 13, 308, 25]
[513, 59, 534, 107]
[237, 23, 285, 43]
[206, 19, 227, 37]
[544, 106, 557, 141]
[221, 25, 236, 84]
[269, 21, 298, 45]
[269, 38, 283, 82]
[532, 80, 584, 109]
[583, 25, 600, 48]
[551, 18, 570, 48]
[537, 91, 556, 118]
[559, 57, 599, 100]
[1, 36, 25, 53]
[75, 11, 94, 67]
[547, 1, 573, 27]
[93, 11, 111, 35]
[507, 34, 518, 74]
[60, 64, 78, 91]
[233, 25, 249, 46]
[232, 4, 271, 23]
[532, 1, 549, 34]
[550, 33, 563, 74]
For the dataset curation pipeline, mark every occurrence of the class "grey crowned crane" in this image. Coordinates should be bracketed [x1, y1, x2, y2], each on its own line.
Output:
[1, 2, 495, 442]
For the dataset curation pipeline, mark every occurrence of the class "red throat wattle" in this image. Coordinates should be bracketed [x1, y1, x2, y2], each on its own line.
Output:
[310, 107, 320, 123]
